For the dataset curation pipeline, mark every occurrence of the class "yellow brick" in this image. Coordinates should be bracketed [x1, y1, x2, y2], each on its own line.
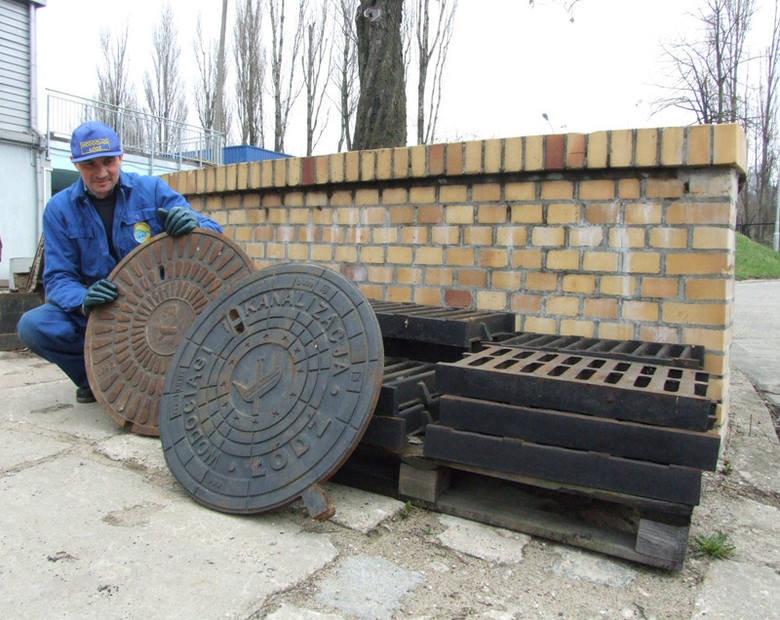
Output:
[266, 242, 286, 259]
[685, 278, 729, 300]
[360, 150, 376, 180]
[365, 206, 386, 224]
[432, 225, 459, 244]
[296, 223, 315, 239]
[330, 152, 345, 183]
[355, 188, 379, 206]
[345, 150, 360, 181]
[473, 183, 501, 202]
[562, 274, 595, 294]
[666, 202, 732, 225]
[635, 128, 658, 167]
[233, 226, 252, 242]
[693, 227, 734, 250]
[464, 140, 482, 173]
[424, 268, 453, 286]
[288, 159, 301, 185]
[479, 249, 508, 268]
[390, 206, 414, 223]
[401, 226, 428, 244]
[526, 272, 558, 291]
[376, 148, 392, 179]
[525, 135, 544, 171]
[458, 269, 486, 287]
[440, 185, 467, 202]
[663, 302, 727, 326]
[512, 249, 542, 269]
[579, 180, 615, 200]
[687, 171, 737, 199]
[205, 196, 222, 211]
[598, 322, 635, 340]
[683, 326, 731, 352]
[623, 300, 659, 321]
[584, 298, 618, 318]
[547, 203, 580, 224]
[414, 288, 443, 306]
[419, 206, 444, 224]
[273, 159, 286, 186]
[287, 244, 307, 260]
[236, 163, 249, 190]
[464, 226, 493, 245]
[387, 246, 413, 263]
[492, 271, 524, 290]
[583, 251, 618, 272]
[609, 228, 645, 248]
[546, 249, 580, 270]
[262, 194, 282, 208]
[312, 207, 333, 224]
[505, 137, 523, 172]
[372, 227, 397, 243]
[398, 267, 424, 285]
[227, 209, 247, 225]
[560, 319, 595, 337]
[532, 226, 565, 246]
[600, 275, 635, 296]
[445, 205, 474, 224]
[330, 190, 352, 206]
[416, 246, 444, 265]
[361, 246, 385, 263]
[446, 247, 475, 266]
[306, 191, 328, 207]
[511, 204, 543, 223]
[569, 226, 604, 247]
[358, 284, 382, 299]
[587, 131, 608, 168]
[446, 142, 462, 175]
[687, 125, 711, 166]
[320, 226, 342, 243]
[506, 182, 536, 201]
[346, 227, 370, 244]
[610, 129, 633, 167]
[387, 286, 412, 303]
[497, 227, 528, 246]
[410, 186, 436, 203]
[525, 316, 556, 333]
[642, 277, 679, 298]
[369, 268, 394, 283]
[541, 180, 573, 200]
[649, 227, 688, 248]
[660, 127, 684, 166]
[336, 207, 359, 225]
[666, 253, 730, 275]
[393, 147, 408, 177]
[314, 155, 328, 184]
[646, 178, 685, 199]
[484, 139, 502, 173]
[713, 123, 747, 172]
[335, 246, 357, 262]
[626, 202, 662, 224]
[618, 178, 641, 199]
[625, 252, 661, 274]
[286, 192, 304, 207]
[223, 194, 242, 209]
[511, 293, 542, 313]
[477, 290, 508, 311]
[382, 187, 407, 205]
[585, 203, 620, 224]
[547, 296, 579, 315]
[478, 204, 508, 224]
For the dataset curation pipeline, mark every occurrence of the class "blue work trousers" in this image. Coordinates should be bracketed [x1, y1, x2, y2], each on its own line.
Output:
[17, 303, 89, 388]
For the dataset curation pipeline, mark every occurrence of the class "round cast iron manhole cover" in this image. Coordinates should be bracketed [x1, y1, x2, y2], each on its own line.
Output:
[158, 262, 384, 515]
[84, 230, 255, 436]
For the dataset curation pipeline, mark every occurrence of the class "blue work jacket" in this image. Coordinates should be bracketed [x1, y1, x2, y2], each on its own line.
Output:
[42, 170, 222, 313]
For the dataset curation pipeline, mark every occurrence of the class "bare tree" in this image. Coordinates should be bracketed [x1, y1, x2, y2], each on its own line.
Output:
[300, 0, 331, 155]
[194, 15, 231, 138]
[409, 0, 457, 144]
[143, 3, 188, 152]
[96, 24, 139, 141]
[267, 0, 306, 153]
[329, 0, 359, 151]
[234, 0, 266, 146]
[353, 0, 406, 150]
[657, 0, 755, 124]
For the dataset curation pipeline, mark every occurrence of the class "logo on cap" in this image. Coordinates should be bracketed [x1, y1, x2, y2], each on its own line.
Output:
[80, 138, 112, 156]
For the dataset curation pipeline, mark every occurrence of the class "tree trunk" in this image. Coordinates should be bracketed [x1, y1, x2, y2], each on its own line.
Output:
[352, 0, 406, 150]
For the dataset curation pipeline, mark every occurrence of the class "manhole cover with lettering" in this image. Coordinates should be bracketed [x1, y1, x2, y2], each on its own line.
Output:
[85, 231, 255, 436]
[158, 263, 384, 516]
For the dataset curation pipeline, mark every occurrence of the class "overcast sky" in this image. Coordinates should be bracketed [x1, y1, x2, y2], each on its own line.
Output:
[34, 0, 775, 156]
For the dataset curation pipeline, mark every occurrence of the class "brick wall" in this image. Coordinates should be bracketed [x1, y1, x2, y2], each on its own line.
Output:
[161, 123, 746, 428]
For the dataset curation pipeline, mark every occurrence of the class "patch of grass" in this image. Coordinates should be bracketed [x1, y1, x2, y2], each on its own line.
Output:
[691, 530, 736, 559]
[736, 233, 780, 280]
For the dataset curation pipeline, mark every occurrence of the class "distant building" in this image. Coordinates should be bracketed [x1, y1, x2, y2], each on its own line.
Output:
[0, 0, 46, 286]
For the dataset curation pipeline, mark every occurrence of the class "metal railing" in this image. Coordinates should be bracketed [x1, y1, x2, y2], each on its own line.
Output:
[45, 90, 224, 168]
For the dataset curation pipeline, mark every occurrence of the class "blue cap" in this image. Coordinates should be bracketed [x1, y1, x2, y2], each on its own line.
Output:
[70, 121, 123, 162]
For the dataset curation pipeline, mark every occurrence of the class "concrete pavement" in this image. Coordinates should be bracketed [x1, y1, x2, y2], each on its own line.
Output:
[0, 281, 778, 619]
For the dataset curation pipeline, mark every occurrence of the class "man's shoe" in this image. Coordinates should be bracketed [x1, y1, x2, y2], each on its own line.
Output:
[76, 386, 96, 403]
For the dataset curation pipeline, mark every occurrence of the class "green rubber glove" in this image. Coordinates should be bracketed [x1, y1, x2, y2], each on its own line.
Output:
[157, 207, 198, 237]
[83, 279, 118, 316]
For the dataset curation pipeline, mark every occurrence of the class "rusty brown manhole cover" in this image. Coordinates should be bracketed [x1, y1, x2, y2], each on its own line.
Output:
[158, 263, 384, 516]
[85, 231, 254, 436]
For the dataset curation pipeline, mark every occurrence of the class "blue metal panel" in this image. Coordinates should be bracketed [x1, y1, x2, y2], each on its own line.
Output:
[222, 145, 291, 164]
